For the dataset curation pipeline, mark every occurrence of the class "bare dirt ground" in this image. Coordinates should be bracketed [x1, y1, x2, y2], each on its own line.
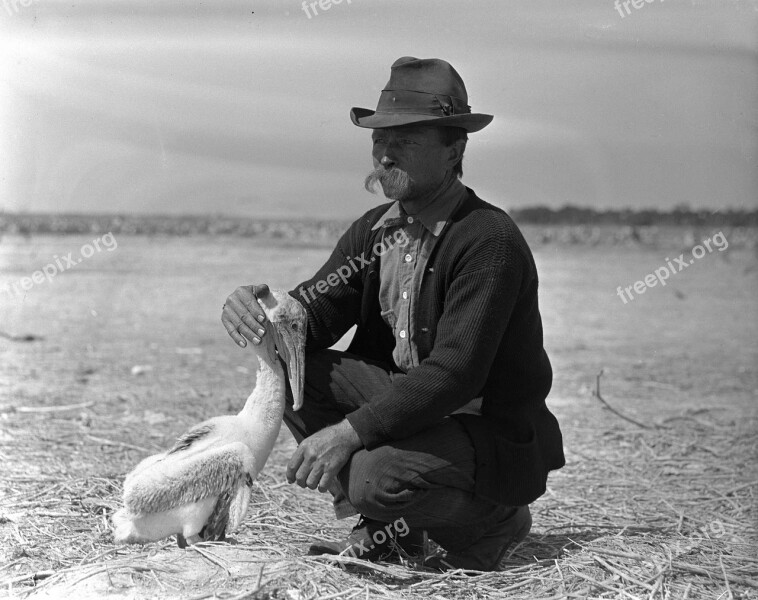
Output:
[1, 231, 756, 599]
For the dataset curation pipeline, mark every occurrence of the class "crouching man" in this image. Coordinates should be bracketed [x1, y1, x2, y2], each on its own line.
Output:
[222, 57, 565, 571]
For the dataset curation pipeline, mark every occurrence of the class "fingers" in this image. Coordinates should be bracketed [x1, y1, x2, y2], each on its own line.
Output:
[286, 446, 304, 484]
[287, 431, 350, 491]
[316, 472, 334, 494]
[222, 309, 259, 347]
[304, 464, 324, 490]
[222, 285, 269, 348]
[287, 445, 326, 490]
[251, 283, 270, 298]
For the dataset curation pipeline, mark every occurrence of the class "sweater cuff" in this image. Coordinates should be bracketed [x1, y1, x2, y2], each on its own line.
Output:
[345, 405, 389, 449]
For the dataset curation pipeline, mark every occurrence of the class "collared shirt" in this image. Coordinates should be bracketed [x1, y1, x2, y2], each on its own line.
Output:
[372, 179, 467, 371]
[371, 179, 482, 415]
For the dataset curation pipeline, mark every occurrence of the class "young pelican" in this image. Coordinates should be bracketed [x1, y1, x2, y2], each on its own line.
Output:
[113, 289, 306, 546]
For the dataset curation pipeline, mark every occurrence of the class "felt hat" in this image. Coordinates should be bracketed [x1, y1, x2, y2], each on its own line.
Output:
[350, 57, 493, 132]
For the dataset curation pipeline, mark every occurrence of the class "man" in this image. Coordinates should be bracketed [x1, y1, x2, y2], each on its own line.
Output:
[221, 57, 565, 571]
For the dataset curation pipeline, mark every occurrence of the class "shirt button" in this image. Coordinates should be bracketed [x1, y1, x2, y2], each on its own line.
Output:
[399, 330, 407, 339]
[405, 254, 413, 262]
[402, 291, 408, 299]
[407, 216, 414, 224]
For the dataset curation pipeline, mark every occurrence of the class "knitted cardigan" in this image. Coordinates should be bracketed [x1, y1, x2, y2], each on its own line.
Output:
[290, 188, 565, 506]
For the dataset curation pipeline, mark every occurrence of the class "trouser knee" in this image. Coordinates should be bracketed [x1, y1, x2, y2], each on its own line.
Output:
[338, 448, 413, 521]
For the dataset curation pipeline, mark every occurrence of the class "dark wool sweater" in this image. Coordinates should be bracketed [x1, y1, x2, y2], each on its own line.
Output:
[290, 188, 565, 506]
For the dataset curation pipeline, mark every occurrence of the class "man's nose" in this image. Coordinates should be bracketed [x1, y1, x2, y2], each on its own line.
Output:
[380, 155, 396, 169]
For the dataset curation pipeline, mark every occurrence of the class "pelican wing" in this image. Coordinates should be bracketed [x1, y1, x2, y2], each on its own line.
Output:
[124, 443, 254, 515]
[125, 422, 216, 481]
[167, 424, 215, 454]
[200, 488, 234, 541]
[200, 473, 255, 541]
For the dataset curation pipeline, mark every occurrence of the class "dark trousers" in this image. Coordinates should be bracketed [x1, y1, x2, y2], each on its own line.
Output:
[282, 349, 515, 552]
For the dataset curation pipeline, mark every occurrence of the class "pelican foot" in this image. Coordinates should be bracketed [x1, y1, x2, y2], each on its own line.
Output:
[199, 524, 227, 542]
[176, 533, 203, 548]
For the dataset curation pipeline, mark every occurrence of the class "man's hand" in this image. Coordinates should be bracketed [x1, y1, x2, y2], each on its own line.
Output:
[287, 420, 363, 492]
[221, 284, 271, 347]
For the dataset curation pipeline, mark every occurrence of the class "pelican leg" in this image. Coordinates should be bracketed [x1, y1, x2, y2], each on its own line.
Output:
[176, 533, 203, 547]
[198, 525, 226, 542]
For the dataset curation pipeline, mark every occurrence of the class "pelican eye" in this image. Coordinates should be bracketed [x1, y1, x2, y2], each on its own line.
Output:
[291, 323, 299, 330]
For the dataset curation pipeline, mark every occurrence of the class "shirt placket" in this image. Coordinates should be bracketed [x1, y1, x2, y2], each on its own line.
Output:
[394, 219, 419, 370]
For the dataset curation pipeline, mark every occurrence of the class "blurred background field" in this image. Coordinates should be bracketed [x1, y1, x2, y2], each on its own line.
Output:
[1, 210, 757, 248]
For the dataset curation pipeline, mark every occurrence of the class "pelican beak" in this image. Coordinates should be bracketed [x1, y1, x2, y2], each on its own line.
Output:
[278, 324, 305, 412]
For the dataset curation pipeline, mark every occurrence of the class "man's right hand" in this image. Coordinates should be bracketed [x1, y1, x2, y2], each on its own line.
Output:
[221, 284, 271, 348]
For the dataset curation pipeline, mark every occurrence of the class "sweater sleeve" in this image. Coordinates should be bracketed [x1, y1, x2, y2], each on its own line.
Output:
[346, 238, 528, 448]
[288, 220, 367, 351]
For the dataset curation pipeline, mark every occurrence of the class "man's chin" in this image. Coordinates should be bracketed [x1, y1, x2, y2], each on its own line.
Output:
[381, 186, 412, 201]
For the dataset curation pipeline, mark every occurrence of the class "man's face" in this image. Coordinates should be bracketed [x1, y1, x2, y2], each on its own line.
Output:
[367, 125, 452, 201]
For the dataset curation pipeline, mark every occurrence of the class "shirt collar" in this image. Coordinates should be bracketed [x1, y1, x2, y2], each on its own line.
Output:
[371, 179, 467, 236]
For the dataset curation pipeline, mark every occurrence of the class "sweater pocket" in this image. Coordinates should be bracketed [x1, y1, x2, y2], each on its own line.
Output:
[452, 413, 549, 506]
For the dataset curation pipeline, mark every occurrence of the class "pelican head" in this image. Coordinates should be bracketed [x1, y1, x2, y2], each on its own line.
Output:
[256, 289, 307, 411]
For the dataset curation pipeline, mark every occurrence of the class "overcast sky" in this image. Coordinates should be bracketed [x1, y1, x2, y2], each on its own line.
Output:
[0, 0, 756, 219]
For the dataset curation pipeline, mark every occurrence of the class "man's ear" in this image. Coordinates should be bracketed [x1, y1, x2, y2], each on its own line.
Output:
[447, 138, 466, 167]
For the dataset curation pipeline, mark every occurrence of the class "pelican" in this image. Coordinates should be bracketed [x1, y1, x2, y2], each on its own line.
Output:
[112, 289, 306, 546]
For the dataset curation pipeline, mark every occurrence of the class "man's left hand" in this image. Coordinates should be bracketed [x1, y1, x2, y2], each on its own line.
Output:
[286, 420, 363, 492]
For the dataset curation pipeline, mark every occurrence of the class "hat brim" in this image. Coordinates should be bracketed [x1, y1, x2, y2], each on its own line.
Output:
[350, 107, 493, 133]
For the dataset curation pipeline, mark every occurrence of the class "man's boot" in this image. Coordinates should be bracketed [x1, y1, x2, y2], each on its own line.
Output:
[423, 505, 531, 571]
[309, 515, 425, 561]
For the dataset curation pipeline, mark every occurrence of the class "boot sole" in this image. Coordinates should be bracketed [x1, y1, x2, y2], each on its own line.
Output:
[422, 507, 533, 572]
[492, 507, 532, 571]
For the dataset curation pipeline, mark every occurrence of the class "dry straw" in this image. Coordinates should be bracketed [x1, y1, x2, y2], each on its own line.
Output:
[1, 378, 756, 599]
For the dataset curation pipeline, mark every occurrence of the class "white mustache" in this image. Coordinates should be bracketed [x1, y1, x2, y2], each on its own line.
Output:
[364, 167, 412, 200]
